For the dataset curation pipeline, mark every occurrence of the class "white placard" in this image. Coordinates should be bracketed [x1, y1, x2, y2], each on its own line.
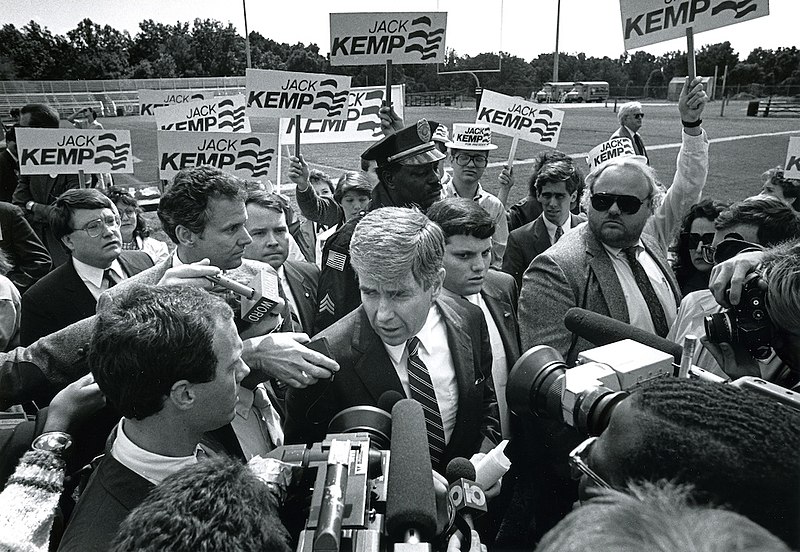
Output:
[278, 85, 405, 145]
[477, 90, 565, 147]
[17, 128, 133, 175]
[620, 0, 769, 50]
[784, 136, 800, 179]
[138, 89, 214, 116]
[246, 69, 352, 120]
[154, 95, 251, 133]
[586, 137, 637, 170]
[329, 12, 447, 66]
[157, 131, 277, 182]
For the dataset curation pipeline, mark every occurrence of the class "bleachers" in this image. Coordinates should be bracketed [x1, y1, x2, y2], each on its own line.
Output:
[0, 77, 247, 117]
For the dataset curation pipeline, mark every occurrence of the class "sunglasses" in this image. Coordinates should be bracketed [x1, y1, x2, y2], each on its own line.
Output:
[632, 113, 645, 119]
[684, 232, 715, 249]
[590, 193, 647, 215]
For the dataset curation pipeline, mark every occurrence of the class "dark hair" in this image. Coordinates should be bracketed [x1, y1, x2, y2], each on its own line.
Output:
[426, 197, 495, 240]
[49, 189, 114, 241]
[89, 285, 233, 420]
[535, 158, 583, 196]
[110, 456, 291, 552]
[763, 166, 800, 210]
[715, 195, 800, 247]
[622, 378, 800, 548]
[20, 103, 59, 128]
[528, 150, 569, 196]
[246, 189, 289, 215]
[673, 199, 729, 292]
[4, 126, 15, 143]
[158, 166, 246, 244]
[105, 188, 150, 239]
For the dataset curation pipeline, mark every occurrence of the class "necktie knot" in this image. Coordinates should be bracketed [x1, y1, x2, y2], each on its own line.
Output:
[407, 336, 421, 357]
[554, 225, 564, 243]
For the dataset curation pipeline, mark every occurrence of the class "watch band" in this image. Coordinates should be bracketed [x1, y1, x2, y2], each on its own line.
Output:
[32, 431, 73, 454]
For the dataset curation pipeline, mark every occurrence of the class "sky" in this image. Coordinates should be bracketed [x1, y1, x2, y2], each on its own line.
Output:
[5, 0, 799, 61]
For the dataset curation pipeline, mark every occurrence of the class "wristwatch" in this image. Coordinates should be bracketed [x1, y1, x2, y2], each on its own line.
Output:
[25, 200, 35, 212]
[31, 431, 73, 454]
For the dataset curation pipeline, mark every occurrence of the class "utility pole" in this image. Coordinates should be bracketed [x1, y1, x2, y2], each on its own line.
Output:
[552, 0, 561, 82]
[243, 0, 252, 69]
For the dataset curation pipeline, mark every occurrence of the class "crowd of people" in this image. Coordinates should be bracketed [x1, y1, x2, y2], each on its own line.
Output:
[0, 75, 798, 552]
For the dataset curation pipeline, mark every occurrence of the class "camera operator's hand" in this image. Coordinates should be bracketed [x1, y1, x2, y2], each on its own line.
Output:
[709, 250, 765, 308]
[700, 336, 761, 380]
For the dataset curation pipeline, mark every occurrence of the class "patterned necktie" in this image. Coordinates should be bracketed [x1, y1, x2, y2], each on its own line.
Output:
[103, 269, 118, 289]
[623, 247, 669, 337]
[406, 337, 446, 465]
[554, 225, 564, 244]
[276, 278, 302, 332]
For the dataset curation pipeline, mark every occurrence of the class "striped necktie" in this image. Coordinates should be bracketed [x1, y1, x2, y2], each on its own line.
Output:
[103, 269, 118, 289]
[554, 225, 564, 244]
[623, 246, 668, 337]
[406, 336, 446, 465]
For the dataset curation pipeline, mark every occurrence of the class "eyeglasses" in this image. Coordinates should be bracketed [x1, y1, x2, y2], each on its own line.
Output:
[590, 193, 647, 215]
[118, 207, 137, 219]
[632, 113, 645, 119]
[568, 436, 612, 490]
[684, 232, 715, 250]
[452, 153, 488, 168]
[73, 215, 121, 238]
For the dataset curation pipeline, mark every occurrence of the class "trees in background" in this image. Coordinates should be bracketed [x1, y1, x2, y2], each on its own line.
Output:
[1, 18, 797, 95]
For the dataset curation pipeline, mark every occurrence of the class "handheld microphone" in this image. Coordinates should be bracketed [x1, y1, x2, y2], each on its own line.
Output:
[386, 399, 438, 548]
[564, 307, 683, 363]
[445, 458, 487, 537]
[206, 270, 281, 324]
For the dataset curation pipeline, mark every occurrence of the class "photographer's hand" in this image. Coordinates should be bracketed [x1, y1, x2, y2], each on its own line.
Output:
[709, 250, 765, 308]
[700, 337, 761, 380]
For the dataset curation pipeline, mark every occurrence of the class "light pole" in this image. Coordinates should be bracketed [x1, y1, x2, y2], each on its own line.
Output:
[552, 0, 561, 82]
[243, 0, 252, 69]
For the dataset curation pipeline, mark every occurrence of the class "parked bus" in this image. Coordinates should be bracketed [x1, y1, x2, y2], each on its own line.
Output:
[564, 81, 609, 103]
[532, 82, 575, 103]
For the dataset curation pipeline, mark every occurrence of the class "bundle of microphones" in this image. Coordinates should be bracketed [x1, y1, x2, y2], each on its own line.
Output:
[253, 391, 505, 552]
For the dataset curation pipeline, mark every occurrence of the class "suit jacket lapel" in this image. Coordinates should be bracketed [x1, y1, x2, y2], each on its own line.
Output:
[585, 229, 629, 322]
[62, 259, 99, 308]
[532, 217, 551, 253]
[480, 283, 520, 363]
[350, 307, 405, 403]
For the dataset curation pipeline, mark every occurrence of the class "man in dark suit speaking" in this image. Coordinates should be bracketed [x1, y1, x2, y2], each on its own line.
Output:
[285, 207, 500, 474]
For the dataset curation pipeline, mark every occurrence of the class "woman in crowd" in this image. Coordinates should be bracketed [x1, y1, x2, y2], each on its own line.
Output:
[672, 199, 727, 295]
[105, 189, 171, 264]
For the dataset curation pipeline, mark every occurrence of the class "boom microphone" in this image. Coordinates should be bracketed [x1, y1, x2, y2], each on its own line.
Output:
[564, 307, 683, 363]
[386, 399, 438, 547]
[207, 269, 281, 324]
[378, 390, 405, 414]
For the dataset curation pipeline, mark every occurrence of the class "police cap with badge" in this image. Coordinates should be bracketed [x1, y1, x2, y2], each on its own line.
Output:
[361, 119, 447, 167]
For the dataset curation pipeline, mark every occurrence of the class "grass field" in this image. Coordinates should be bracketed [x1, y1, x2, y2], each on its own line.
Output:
[110, 99, 800, 209]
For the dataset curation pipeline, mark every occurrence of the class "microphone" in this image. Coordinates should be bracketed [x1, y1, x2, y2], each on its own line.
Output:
[564, 307, 683, 363]
[386, 399, 438, 547]
[445, 457, 487, 540]
[206, 269, 281, 324]
[378, 390, 405, 414]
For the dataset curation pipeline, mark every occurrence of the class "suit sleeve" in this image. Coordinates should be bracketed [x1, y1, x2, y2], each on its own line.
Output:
[313, 222, 361, 334]
[295, 186, 344, 228]
[518, 252, 576, 356]
[4, 207, 51, 291]
[501, 231, 526, 291]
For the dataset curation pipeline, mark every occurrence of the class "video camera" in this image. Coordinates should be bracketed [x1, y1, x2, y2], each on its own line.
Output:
[508, 308, 800, 436]
[262, 399, 488, 552]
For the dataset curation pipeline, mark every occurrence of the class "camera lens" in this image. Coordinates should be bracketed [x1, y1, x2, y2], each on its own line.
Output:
[704, 312, 735, 345]
[507, 345, 568, 421]
[573, 386, 629, 436]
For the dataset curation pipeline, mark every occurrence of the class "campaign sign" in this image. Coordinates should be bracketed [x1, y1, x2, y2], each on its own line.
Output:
[477, 90, 565, 147]
[278, 85, 405, 145]
[17, 128, 133, 175]
[155, 95, 251, 133]
[157, 131, 277, 182]
[246, 69, 352, 120]
[784, 136, 800, 180]
[620, 0, 769, 50]
[586, 137, 637, 170]
[329, 12, 447, 66]
[138, 89, 214, 116]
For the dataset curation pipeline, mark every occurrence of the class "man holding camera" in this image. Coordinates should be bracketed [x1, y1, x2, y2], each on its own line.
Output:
[519, 77, 708, 362]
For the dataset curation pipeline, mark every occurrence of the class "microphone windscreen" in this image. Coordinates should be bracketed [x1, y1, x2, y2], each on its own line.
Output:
[564, 307, 683, 363]
[378, 390, 405, 414]
[445, 457, 476, 484]
[385, 399, 438, 542]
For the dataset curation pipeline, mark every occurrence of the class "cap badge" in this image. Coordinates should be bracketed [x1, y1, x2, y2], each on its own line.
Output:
[416, 119, 431, 142]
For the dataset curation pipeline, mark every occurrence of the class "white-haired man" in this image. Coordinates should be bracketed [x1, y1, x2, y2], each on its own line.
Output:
[612, 101, 648, 163]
